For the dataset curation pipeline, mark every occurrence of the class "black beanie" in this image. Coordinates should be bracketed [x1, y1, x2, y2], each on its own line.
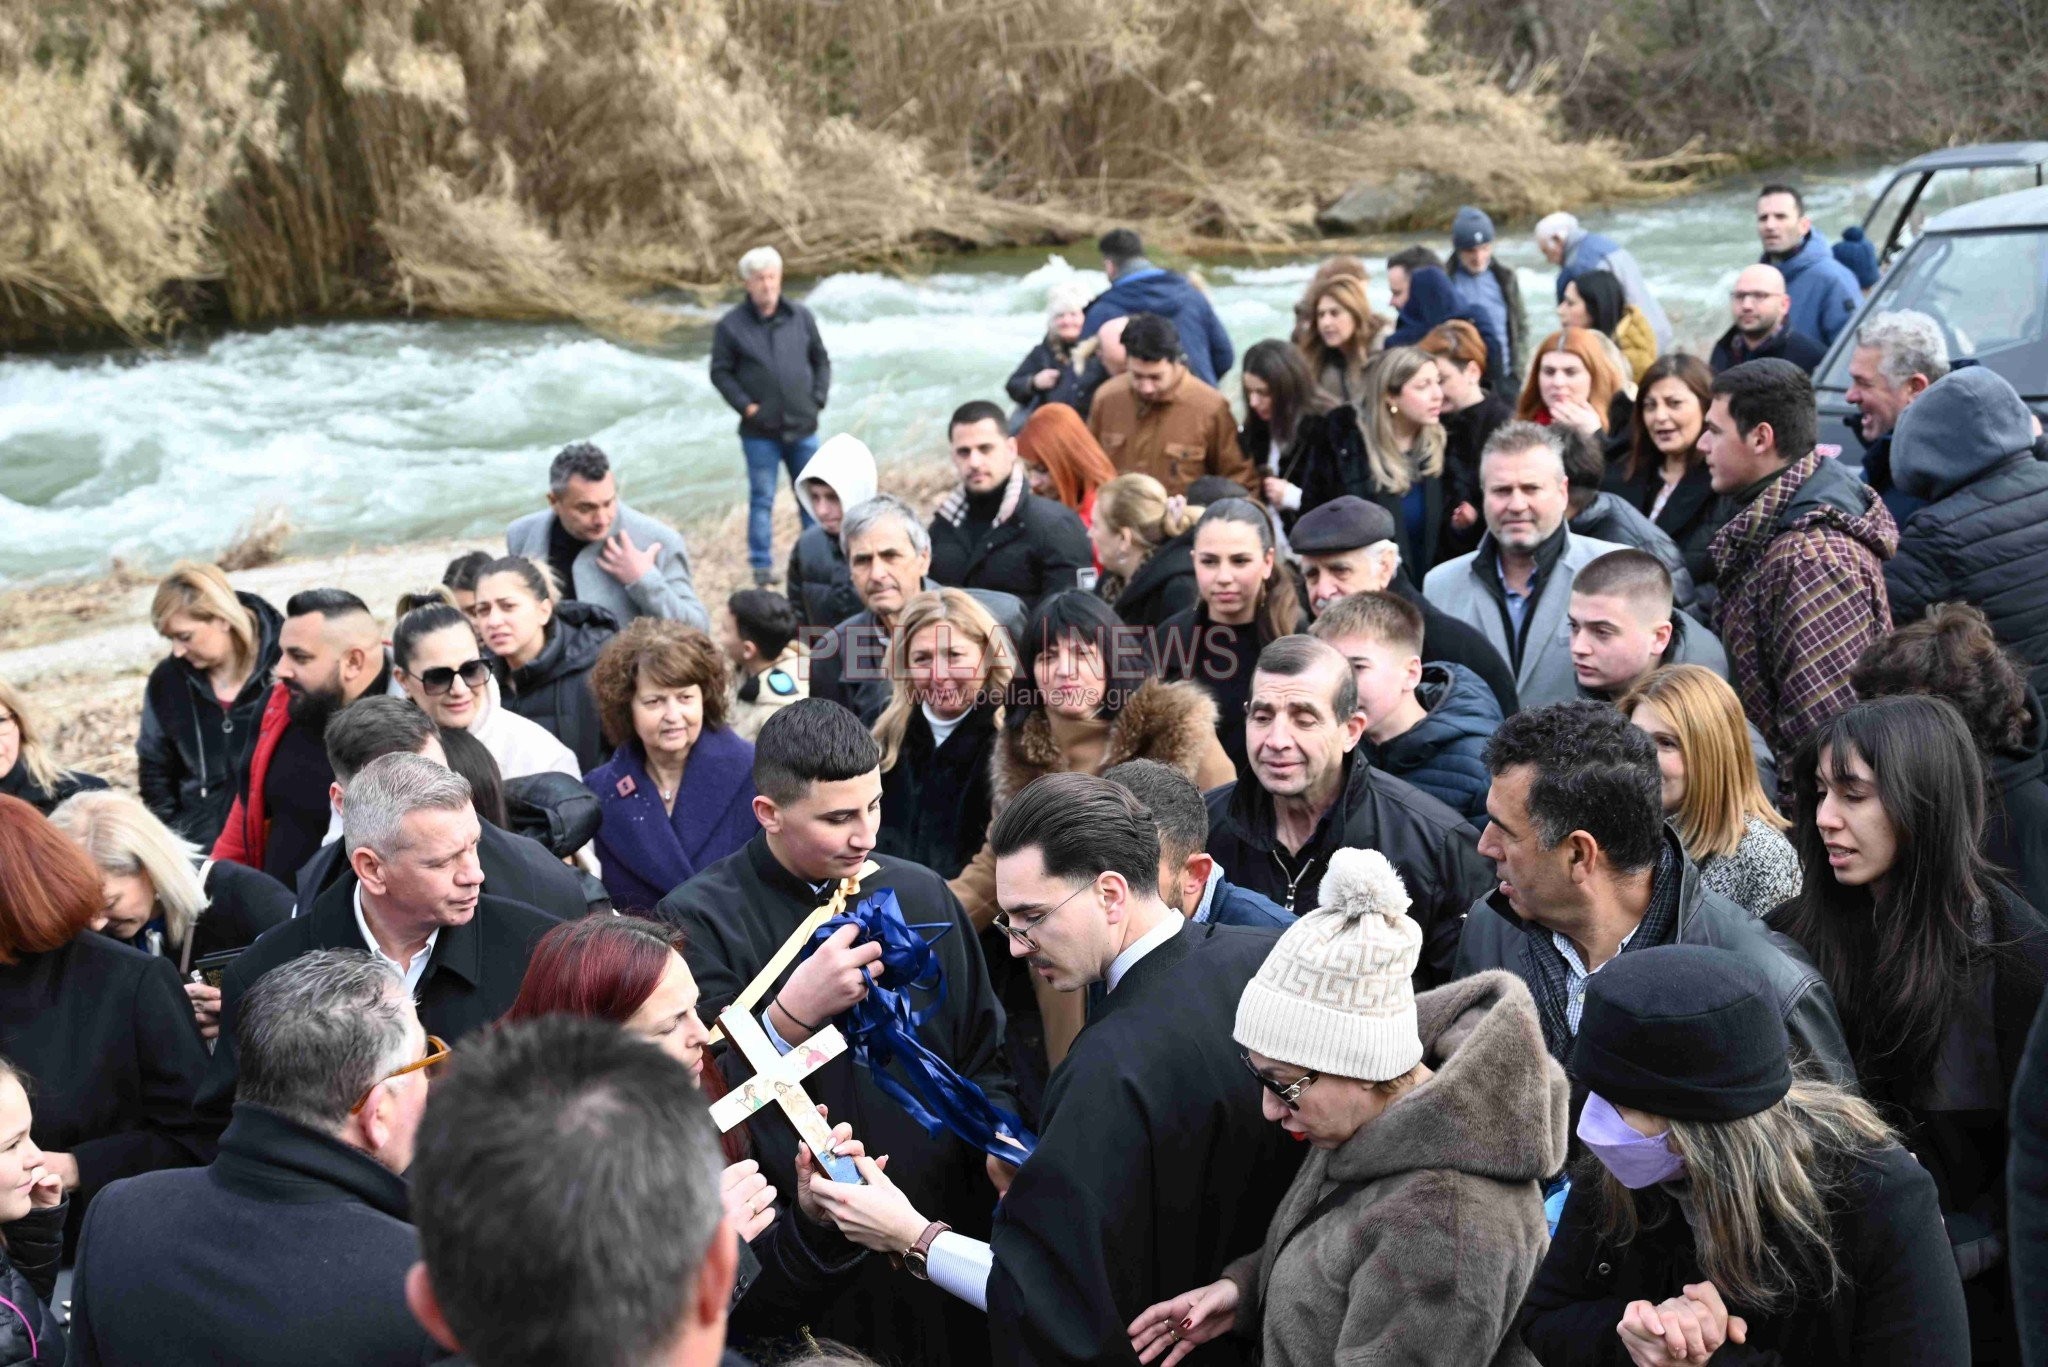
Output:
[1569, 944, 1792, 1123]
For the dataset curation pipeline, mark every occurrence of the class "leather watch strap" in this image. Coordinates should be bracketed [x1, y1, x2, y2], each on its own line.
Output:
[903, 1220, 952, 1280]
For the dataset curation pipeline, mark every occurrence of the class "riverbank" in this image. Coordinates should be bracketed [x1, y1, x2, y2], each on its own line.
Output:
[0, 460, 958, 787]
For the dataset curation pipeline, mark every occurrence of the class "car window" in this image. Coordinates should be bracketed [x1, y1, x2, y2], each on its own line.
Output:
[1866, 173, 1925, 262]
[1818, 227, 2048, 396]
[1892, 166, 2045, 257]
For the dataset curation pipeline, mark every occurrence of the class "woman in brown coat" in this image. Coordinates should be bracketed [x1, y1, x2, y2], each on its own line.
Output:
[949, 591, 1233, 1068]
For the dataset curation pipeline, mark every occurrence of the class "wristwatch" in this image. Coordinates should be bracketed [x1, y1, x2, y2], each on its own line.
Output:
[902, 1220, 951, 1281]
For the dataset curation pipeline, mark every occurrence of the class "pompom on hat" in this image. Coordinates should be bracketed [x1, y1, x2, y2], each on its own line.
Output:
[1234, 848, 1423, 1082]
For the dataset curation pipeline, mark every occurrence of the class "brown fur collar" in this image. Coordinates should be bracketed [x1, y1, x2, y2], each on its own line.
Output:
[991, 678, 1219, 811]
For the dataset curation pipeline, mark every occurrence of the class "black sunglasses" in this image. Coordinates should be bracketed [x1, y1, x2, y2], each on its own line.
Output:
[1241, 1051, 1318, 1110]
[417, 659, 492, 696]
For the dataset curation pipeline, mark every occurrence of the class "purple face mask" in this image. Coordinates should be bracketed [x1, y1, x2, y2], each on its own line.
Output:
[1578, 1092, 1684, 1189]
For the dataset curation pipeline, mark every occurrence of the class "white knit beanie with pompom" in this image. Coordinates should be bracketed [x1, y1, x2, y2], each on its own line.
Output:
[1233, 848, 1424, 1082]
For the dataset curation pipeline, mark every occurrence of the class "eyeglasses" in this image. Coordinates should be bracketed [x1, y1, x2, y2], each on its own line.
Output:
[991, 879, 1096, 950]
[1241, 1051, 1318, 1110]
[415, 659, 492, 697]
[350, 1035, 450, 1114]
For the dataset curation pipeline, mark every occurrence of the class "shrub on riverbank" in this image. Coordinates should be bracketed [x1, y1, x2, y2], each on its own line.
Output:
[0, 0, 1630, 348]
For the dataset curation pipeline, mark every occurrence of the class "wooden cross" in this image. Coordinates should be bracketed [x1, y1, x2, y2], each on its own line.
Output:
[707, 1003, 865, 1185]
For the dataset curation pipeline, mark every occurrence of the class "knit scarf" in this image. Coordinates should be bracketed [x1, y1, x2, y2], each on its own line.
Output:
[933, 459, 1026, 530]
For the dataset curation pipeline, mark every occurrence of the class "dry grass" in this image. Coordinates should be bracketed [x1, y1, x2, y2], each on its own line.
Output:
[215, 506, 295, 572]
[0, 0, 1633, 348]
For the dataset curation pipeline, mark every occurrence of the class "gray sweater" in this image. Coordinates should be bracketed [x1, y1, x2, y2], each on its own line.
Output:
[506, 503, 707, 630]
[1223, 971, 1566, 1367]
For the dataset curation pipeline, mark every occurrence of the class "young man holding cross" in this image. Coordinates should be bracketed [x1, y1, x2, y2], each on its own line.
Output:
[806, 773, 1304, 1366]
[655, 699, 1016, 1367]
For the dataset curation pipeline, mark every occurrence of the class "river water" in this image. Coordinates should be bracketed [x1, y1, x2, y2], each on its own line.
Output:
[0, 169, 1885, 583]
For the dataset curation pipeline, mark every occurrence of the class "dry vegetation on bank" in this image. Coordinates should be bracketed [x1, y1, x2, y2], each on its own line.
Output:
[1, 0, 1635, 348]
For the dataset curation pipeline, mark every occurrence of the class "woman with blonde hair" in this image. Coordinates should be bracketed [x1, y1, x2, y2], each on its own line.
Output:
[1297, 274, 1387, 405]
[1520, 944, 1969, 1364]
[50, 789, 294, 1036]
[1328, 345, 1451, 572]
[1090, 473, 1200, 630]
[1006, 280, 1095, 427]
[1622, 664, 1799, 918]
[0, 677, 107, 816]
[1517, 328, 1628, 444]
[873, 590, 1014, 880]
[139, 561, 283, 847]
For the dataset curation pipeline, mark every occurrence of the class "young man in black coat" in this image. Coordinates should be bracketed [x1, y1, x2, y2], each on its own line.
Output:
[654, 700, 1016, 1367]
[1203, 636, 1495, 986]
[72, 951, 445, 1367]
[799, 772, 1299, 1366]
[195, 753, 557, 1143]
[927, 401, 1092, 613]
[293, 696, 588, 921]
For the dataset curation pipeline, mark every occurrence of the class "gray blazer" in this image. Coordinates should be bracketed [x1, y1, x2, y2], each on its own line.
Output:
[506, 503, 708, 630]
[1422, 528, 1629, 709]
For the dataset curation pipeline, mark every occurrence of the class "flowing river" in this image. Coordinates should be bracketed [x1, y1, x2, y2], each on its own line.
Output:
[0, 169, 1886, 583]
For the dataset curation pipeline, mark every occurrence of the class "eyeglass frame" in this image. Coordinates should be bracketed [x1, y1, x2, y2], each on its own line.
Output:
[413, 659, 492, 697]
[350, 1034, 450, 1114]
[991, 877, 1099, 950]
[1241, 1051, 1319, 1110]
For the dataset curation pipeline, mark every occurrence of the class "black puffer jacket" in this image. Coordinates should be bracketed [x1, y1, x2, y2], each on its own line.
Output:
[1887, 366, 2048, 695]
[785, 523, 859, 628]
[1204, 749, 1494, 988]
[1992, 689, 2048, 915]
[501, 601, 618, 774]
[1108, 531, 1197, 631]
[136, 591, 284, 848]
[0, 1200, 65, 1366]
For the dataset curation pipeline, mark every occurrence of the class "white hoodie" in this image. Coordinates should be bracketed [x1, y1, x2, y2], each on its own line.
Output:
[793, 433, 880, 520]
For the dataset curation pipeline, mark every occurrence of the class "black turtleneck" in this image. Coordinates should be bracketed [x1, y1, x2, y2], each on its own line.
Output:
[962, 483, 1005, 546]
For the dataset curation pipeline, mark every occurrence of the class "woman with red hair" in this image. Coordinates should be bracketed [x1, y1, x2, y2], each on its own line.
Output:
[0, 794, 209, 1251]
[1516, 327, 1630, 447]
[1017, 403, 1118, 531]
[505, 915, 866, 1327]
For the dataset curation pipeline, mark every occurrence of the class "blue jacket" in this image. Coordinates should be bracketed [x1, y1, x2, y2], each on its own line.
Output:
[1082, 267, 1235, 385]
[1368, 662, 1499, 823]
[1769, 232, 1863, 347]
[1200, 876, 1292, 931]
[1557, 231, 1674, 352]
[586, 728, 759, 913]
[1447, 262, 1510, 381]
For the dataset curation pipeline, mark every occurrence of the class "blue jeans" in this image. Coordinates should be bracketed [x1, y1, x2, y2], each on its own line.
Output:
[740, 433, 820, 571]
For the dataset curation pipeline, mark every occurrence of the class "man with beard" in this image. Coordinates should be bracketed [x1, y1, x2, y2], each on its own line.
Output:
[212, 589, 391, 883]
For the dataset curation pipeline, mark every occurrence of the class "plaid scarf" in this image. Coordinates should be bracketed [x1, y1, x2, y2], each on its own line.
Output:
[1522, 841, 1683, 1062]
[933, 459, 1026, 530]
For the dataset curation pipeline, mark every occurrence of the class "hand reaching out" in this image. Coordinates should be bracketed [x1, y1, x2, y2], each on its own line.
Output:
[805, 1154, 928, 1255]
[720, 1159, 778, 1243]
[794, 1104, 869, 1225]
[1129, 1278, 1239, 1366]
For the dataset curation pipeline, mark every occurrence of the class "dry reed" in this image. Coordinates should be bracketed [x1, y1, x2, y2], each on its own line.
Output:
[0, 0, 1633, 348]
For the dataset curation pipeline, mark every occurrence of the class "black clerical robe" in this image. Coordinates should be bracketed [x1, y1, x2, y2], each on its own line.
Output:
[987, 920, 1301, 1366]
[655, 834, 1017, 1367]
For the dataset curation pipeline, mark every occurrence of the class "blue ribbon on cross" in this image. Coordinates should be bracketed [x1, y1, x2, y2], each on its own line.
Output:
[804, 887, 1038, 1165]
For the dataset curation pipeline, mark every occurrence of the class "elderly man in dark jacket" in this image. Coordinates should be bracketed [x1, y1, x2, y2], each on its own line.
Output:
[1886, 365, 2048, 695]
[1202, 636, 1494, 983]
[927, 401, 1091, 612]
[71, 951, 448, 1366]
[1453, 702, 1852, 1082]
[710, 245, 832, 586]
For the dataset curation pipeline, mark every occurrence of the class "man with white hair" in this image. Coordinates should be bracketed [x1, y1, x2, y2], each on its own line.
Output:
[1709, 263, 1826, 375]
[194, 752, 557, 1145]
[1844, 309, 1951, 524]
[1423, 422, 1629, 708]
[1533, 212, 1672, 352]
[1289, 495, 1519, 716]
[72, 951, 445, 1366]
[710, 244, 834, 587]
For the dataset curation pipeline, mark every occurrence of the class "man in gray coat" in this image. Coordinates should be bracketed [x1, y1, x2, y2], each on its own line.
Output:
[1423, 422, 1627, 709]
[506, 442, 708, 630]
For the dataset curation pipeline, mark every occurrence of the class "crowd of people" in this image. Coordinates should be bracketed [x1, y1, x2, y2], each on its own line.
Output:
[2, 190, 2048, 1367]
